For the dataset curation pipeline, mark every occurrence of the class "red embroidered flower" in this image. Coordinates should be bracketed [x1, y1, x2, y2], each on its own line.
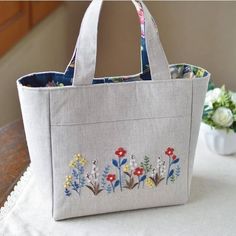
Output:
[172, 155, 177, 160]
[106, 174, 116, 182]
[133, 167, 144, 176]
[165, 147, 174, 156]
[115, 147, 127, 158]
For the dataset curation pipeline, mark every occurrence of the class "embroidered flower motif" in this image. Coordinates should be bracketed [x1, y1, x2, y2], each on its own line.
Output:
[123, 164, 130, 172]
[69, 153, 87, 168]
[133, 167, 146, 188]
[115, 147, 127, 158]
[64, 175, 72, 188]
[113, 147, 127, 191]
[64, 147, 181, 197]
[79, 157, 87, 166]
[165, 147, 174, 156]
[106, 173, 119, 192]
[86, 160, 103, 195]
[134, 167, 144, 176]
[129, 155, 138, 171]
[165, 148, 180, 184]
[64, 155, 87, 197]
[106, 174, 116, 182]
[145, 177, 155, 188]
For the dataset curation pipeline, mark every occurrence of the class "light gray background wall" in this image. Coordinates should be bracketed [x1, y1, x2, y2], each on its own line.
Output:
[0, 1, 235, 127]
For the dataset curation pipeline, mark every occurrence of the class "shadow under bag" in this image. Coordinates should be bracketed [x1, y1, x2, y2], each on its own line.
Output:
[17, 0, 210, 220]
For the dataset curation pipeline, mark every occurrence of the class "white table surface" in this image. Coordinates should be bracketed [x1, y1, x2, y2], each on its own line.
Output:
[1, 135, 236, 236]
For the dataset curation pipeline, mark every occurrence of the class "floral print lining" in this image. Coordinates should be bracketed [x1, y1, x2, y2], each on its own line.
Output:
[64, 147, 181, 197]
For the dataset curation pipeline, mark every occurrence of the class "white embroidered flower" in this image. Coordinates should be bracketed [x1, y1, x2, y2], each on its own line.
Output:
[160, 161, 166, 177]
[156, 157, 162, 167]
[212, 107, 234, 127]
[231, 92, 236, 105]
[87, 160, 100, 183]
[130, 155, 137, 171]
[151, 168, 157, 177]
[205, 88, 222, 108]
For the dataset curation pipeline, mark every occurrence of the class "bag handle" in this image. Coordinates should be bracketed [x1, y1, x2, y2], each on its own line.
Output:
[65, 0, 150, 79]
[73, 0, 170, 86]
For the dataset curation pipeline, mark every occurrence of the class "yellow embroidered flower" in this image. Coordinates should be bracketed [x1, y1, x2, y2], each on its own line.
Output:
[79, 157, 87, 166]
[145, 177, 154, 188]
[66, 175, 72, 181]
[123, 164, 130, 172]
[64, 181, 71, 188]
[64, 176, 72, 188]
[69, 160, 76, 168]
[69, 153, 88, 168]
[74, 153, 82, 161]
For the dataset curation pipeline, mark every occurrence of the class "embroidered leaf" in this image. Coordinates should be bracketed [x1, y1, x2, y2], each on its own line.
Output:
[130, 177, 134, 187]
[176, 165, 181, 177]
[112, 159, 118, 167]
[91, 183, 103, 196]
[114, 180, 120, 188]
[172, 158, 179, 165]
[72, 169, 79, 179]
[65, 188, 71, 197]
[86, 185, 95, 195]
[168, 169, 174, 178]
[170, 175, 175, 182]
[132, 183, 138, 189]
[72, 181, 79, 191]
[124, 171, 131, 177]
[97, 189, 103, 195]
[140, 156, 152, 173]
[140, 175, 146, 182]
[159, 177, 165, 183]
[101, 165, 111, 189]
[121, 158, 127, 166]
[106, 184, 112, 194]
[149, 176, 156, 185]
[125, 180, 130, 187]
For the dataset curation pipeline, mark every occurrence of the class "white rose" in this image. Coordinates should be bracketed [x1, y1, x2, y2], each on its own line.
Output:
[205, 88, 222, 107]
[212, 107, 234, 127]
[231, 92, 236, 105]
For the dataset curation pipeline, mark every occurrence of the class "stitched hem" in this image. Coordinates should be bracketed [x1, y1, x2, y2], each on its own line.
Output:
[51, 115, 191, 127]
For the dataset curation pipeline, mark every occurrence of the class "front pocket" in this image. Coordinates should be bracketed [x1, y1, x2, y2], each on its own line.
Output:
[51, 116, 191, 220]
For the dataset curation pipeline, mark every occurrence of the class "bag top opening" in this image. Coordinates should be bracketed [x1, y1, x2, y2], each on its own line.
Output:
[18, 64, 209, 88]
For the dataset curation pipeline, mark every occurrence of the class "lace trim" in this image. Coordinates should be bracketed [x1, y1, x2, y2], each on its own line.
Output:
[0, 166, 32, 221]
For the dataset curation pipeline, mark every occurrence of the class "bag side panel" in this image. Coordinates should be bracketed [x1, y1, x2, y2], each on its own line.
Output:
[17, 85, 53, 211]
[188, 77, 209, 194]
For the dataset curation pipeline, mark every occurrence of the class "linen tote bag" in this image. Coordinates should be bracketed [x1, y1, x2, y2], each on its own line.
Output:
[17, 0, 210, 220]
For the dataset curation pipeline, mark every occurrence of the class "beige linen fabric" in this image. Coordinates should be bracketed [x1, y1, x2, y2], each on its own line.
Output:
[17, 0, 210, 220]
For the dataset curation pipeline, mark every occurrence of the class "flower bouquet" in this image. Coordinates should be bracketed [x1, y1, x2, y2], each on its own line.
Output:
[201, 85, 236, 155]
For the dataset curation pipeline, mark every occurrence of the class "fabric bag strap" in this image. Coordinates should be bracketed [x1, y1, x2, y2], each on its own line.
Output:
[73, 0, 170, 86]
[65, 0, 150, 78]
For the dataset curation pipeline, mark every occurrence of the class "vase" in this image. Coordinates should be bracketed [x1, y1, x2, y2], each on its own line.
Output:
[200, 122, 236, 155]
